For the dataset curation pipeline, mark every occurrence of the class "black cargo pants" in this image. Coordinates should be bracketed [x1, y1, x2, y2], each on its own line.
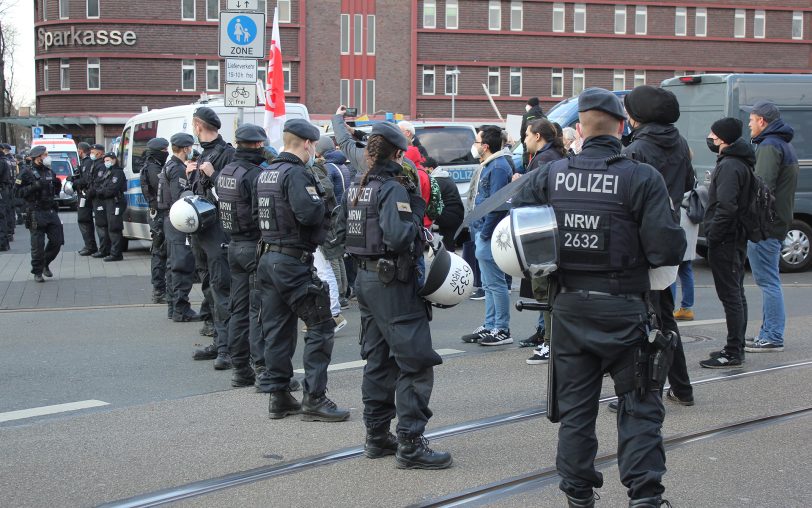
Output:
[77, 195, 97, 252]
[227, 240, 263, 370]
[191, 227, 231, 353]
[29, 209, 64, 275]
[149, 211, 167, 294]
[164, 217, 195, 318]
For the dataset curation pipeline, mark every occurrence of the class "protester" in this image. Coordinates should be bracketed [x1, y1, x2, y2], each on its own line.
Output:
[424, 157, 464, 252]
[519, 97, 545, 168]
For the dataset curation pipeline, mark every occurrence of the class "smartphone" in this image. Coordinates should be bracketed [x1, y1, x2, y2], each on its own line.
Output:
[344, 107, 358, 117]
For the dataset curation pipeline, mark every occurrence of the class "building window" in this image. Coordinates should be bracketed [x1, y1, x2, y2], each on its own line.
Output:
[257, 0, 266, 15]
[340, 79, 350, 106]
[488, 67, 500, 96]
[424, 0, 436, 28]
[674, 70, 685, 77]
[574, 4, 586, 33]
[446, 0, 458, 29]
[60, 58, 70, 90]
[42, 0, 47, 20]
[634, 70, 646, 87]
[614, 5, 626, 34]
[792, 11, 803, 40]
[635, 6, 647, 35]
[734, 9, 746, 38]
[354, 14, 363, 55]
[353, 79, 363, 109]
[552, 3, 565, 33]
[258, 63, 266, 84]
[551, 68, 563, 97]
[182, 59, 196, 91]
[445, 66, 459, 95]
[206, 61, 220, 91]
[754, 10, 765, 39]
[340, 14, 350, 54]
[206, 0, 218, 21]
[510, 1, 522, 31]
[675, 7, 686, 36]
[59, 0, 68, 19]
[182, 0, 194, 20]
[695, 8, 707, 37]
[282, 64, 291, 92]
[278, 0, 291, 23]
[86, 0, 99, 18]
[367, 15, 376, 55]
[423, 65, 435, 95]
[87, 58, 100, 90]
[572, 68, 585, 96]
[613, 70, 625, 91]
[509, 67, 522, 96]
[43, 63, 49, 91]
[489, 1, 501, 31]
[366, 80, 376, 115]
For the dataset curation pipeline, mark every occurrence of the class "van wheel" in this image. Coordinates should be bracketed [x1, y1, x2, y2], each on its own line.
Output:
[779, 220, 812, 273]
[121, 238, 130, 253]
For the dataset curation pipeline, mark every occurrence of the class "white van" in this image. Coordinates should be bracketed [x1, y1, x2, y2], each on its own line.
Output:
[117, 97, 309, 241]
[32, 135, 80, 169]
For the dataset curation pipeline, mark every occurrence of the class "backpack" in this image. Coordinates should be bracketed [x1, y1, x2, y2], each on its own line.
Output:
[740, 169, 776, 243]
[425, 174, 444, 221]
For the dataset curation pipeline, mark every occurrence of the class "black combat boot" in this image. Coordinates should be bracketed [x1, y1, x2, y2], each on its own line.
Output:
[213, 352, 233, 370]
[152, 290, 166, 304]
[199, 321, 215, 337]
[629, 496, 670, 507]
[395, 434, 453, 470]
[268, 391, 302, 419]
[231, 366, 255, 387]
[192, 343, 217, 360]
[364, 426, 398, 459]
[42, 266, 53, 278]
[300, 392, 350, 422]
[567, 493, 596, 508]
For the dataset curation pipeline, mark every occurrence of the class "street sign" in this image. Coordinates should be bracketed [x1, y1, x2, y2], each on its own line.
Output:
[225, 59, 258, 84]
[219, 11, 266, 59]
[224, 83, 258, 108]
[32, 126, 43, 139]
[227, 0, 259, 10]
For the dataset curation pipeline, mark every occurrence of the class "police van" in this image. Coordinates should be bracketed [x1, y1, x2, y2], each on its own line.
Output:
[32, 135, 79, 168]
[117, 97, 310, 242]
[662, 74, 812, 272]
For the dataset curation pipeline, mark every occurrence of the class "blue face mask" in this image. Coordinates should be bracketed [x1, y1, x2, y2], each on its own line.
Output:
[186, 149, 195, 161]
[306, 152, 315, 169]
[90, 154, 97, 161]
[104, 161, 114, 169]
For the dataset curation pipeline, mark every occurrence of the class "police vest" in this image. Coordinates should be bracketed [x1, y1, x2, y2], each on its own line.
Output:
[345, 177, 387, 257]
[216, 161, 255, 235]
[256, 160, 328, 250]
[156, 159, 185, 211]
[28, 167, 57, 207]
[547, 155, 648, 289]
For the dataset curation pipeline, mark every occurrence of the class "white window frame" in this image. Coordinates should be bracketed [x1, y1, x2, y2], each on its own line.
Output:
[42, 0, 47, 20]
[674, 70, 686, 77]
[424, 0, 436, 29]
[59, 0, 69, 19]
[572, 68, 585, 96]
[734, 9, 746, 38]
[340, 79, 350, 106]
[552, 3, 565, 33]
[86, 0, 99, 18]
[278, 0, 291, 23]
[675, 7, 687, 36]
[754, 10, 766, 39]
[181, 0, 195, 21]
[792, 11, 804, 40]
[367, 15, 376, 55]
[257, 0, 267, 16]
[489, 0, 501, 31]
[635, 5, 647, 35]
[574, 4, 586, 33]
[366, 79, 376, 116]
[509, 67, 522, 97]
[206, 60, 220, 91]
[634, 69, 646, 87]
[551, 68, 563, 97]
[60, 58, 70, 90]
[340, 14, 350, 55]
[353, 79, 363, 109]
[181, 59, 196, 91]
[613, 69, 625, 91]
[87, 57, 100, 90]
[488, 66, 501, 96]
[510, 1, 523, 31]
[354, 14, 363, 55]
[206, 0, 219, 22]
[258, 63, 267, 85]
[615, 5, 627, 35]
[446, 0, 458, 29]
[423, 65, 436, 96]
[445, 66, 459, 96]
[43, 62, 49, 91]
[695, 7, 707, 37]
[282, 63, 291, 92]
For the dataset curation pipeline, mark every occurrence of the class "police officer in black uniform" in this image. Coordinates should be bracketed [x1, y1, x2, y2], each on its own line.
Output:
[513, 88, 685, 508]
[0, 143, 13, 250]
[158, 133, 202, 322]
[87, 144, 110, 258]
[188, 107, 234, 370]
[343, 123, 452, 469]
[255, 118, 349, 422]
[73, 142, 99, 256]
[140, 137, 170, 303]
[95, 152, 127, 261]
[17, 145, 65, 282]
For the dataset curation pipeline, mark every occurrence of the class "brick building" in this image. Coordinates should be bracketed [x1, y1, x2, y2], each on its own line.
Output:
[29, 0, 812, 143]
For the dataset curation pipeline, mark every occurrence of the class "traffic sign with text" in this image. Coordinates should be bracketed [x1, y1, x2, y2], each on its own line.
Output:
[227, 0, 259, 10]
[219, 11, 266, 59]
[224, 83, 258, 108]
[225, 59, 258, 84]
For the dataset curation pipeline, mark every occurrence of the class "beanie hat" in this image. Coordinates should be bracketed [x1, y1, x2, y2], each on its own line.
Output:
[624, 86, 680, 124]
[527, 97, 540, 107]
[711, 117, 743, 145]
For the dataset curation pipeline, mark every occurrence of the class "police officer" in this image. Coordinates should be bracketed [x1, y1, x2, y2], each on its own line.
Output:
[255, 118, 349, 422]
[513, 88, 685, 508]
[16, 145, 64, 282]
[95, 153, 127, 261]
[140, 137, 170, 303]
[159, 133, 202, 322]
[87, 144, 110, 258]
[214, 124, 269, 387]
[0, 143, 13, 250]
[73, 142, 98, 256]
[344, 123, 451, 469]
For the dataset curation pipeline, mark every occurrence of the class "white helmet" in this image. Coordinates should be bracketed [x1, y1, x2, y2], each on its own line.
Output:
[63, 180, 74, 196]
[169, 194, 217, 234]
[419, 245, 475, 307]
[491, 205, 559, 279]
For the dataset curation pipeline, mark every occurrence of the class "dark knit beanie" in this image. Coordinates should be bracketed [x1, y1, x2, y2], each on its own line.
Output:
[710, 117, 742, 145]
[527, 97, 540, 107]
[624, 85, 680, 124]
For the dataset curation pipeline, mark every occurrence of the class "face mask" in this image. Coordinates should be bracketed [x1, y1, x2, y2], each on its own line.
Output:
[525, 105, 531, 112]
[306, 151, 316, 169]
[186, 149, 195, 161]
[471, 144, 481, 159]
[42, 156, 53, 167]
[90, 154, 97, 161]
[706, 138, 720, 154]
[621, 132, 633, 147]
[104, 161, 114, 169]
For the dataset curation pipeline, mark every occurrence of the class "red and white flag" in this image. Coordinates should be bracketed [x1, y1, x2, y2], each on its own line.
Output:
[264, 7, 286, 145]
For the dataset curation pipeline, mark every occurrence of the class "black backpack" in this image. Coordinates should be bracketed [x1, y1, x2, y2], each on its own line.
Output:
[740, 169, 776, 243]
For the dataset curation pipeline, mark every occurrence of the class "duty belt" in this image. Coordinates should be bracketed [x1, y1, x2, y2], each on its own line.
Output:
[356, 259, 380, 272]
[260, 243, 314, 264]
[559, 287, 644, 301]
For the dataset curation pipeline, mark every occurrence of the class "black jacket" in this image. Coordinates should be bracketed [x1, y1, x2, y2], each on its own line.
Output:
[140, 150, 168, 209]
[431, 169, 464, 232]
[520, 105, 545, 147]
[622, 123, 695, 207]
[526, 143, 566, 173]
[703, 138, 754, 244]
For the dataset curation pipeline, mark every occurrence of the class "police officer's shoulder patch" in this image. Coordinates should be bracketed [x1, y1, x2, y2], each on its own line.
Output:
[306, 186, 320, 201]
[112, 177, 119, 183]
[397, 202, 412, 213]
[14, 179, 21, 185]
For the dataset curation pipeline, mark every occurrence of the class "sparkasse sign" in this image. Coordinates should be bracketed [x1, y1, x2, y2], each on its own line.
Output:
[37, 27, 137, 51]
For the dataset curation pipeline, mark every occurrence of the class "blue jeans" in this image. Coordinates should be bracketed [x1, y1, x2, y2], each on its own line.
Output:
[670, 260, 695, 309]
[747, 239, 785, 345]
[475, 232, 510, 330]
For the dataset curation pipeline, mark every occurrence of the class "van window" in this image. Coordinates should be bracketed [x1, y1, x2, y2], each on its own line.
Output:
[737, 82, 812, 107]
[120, 127, 132, 172]
[676, 108, 724, 173]
[131, 122, 158, 173]
[50, 159, 73, 178]
[414, 126, 477, 165]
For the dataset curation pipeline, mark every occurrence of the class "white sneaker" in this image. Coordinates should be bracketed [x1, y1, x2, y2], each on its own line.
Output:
[526, 343, 550, 365]
[333, 314, 348, 333]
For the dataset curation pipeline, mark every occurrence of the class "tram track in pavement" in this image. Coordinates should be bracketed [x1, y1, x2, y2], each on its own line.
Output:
[99, 359, 812, 508]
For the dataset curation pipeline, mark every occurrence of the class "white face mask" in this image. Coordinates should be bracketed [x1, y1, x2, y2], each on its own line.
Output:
[104, 161, 114, 169]
[471, 144, 481, 159]
[90, 154, 98, 161]
[525, 105, 532, 112]
[42, 156, 53, 167]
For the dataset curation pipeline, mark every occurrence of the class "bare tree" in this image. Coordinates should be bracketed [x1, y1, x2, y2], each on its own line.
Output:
[0, 0, 19, 144]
